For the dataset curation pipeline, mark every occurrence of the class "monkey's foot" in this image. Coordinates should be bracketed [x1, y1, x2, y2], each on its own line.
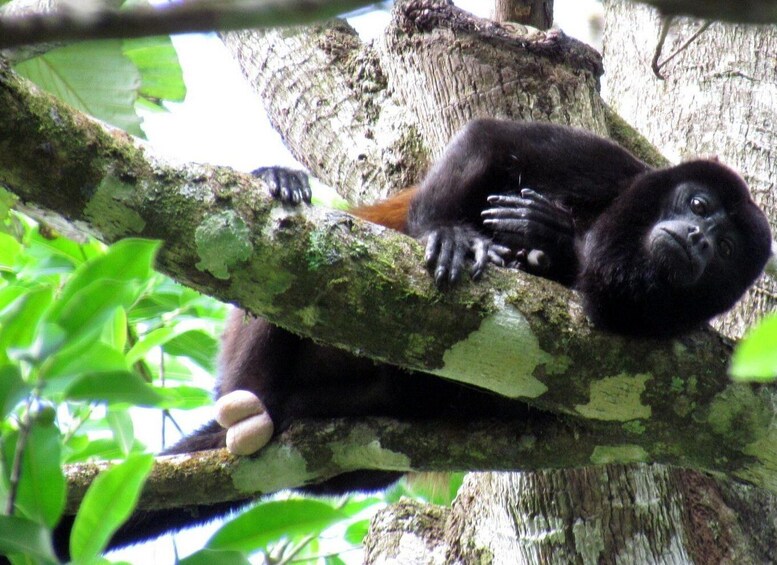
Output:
[215, 390, 275, 456]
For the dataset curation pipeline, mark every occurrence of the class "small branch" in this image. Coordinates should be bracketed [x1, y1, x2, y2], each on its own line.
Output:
[61, 415, 597, 514]
[0, 0, 375, 50]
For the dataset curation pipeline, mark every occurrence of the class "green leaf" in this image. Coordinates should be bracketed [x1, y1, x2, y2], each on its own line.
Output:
[164, 329, 219, 372]
[151, 385, 211, 410]
[49, 239, 159, 320]
[0, 515, 57, 563]
[731, 314, 777, 381]
[102, 307, 128, 352]
[207, 499, 347, 553]
[125, 326, 177, 365]
[2, 424, 66, 528]
[66, 371, 163, 406]
[0, 365, 28, 419]
[178, 549, 250, 565]
[0, 287, 54, 363]
[70, 454, 154, 561]
[65, 438, 144, 464]
[14, 41, 144, 136]
[107, 408, 135, 455]
[123, 36, 186, 107]
[0, 232, 22, 269]
[52, 280, 142, 343]
[344, 519, 370, 545]
[42, 340, 128, 385]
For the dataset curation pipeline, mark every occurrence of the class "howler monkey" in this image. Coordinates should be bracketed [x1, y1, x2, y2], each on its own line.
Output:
[53, 119, 773, 558]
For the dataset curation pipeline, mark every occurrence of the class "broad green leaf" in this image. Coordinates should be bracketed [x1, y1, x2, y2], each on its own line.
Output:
[731, 314, 777, 381]
[107, 408, 135, 455]
[178, 549, 250, 565]
[2, 424, 66, 528]
[26, 229, 93, 267]
[0, 287, 54, 364]
[207, 499, 347, 552]
[339, 496, 383, 516]
[51, 279, 142, 342]
[325, 556, 348, 565]
[50, 239, 157, 311]
[164, 329, 219, 371]
[0, 515, 57, 563]
[66, 371, 163, 406]
[123, 36, 186, 107]
[125, 326, 177, 364]
[0, 286, 26, 311]
[42, 340, 128, 383]
[0, 232, 21, 269]
[344, 519, 370, 545]
[70, 454, 154, 561]
[102, 307, 128, 352]
[65, 438, 144, 464]
[14, 41, 144, 136]
[0, 365, 28, 419]
[151, 385, 211, 410]
[48, 239, 159, 323]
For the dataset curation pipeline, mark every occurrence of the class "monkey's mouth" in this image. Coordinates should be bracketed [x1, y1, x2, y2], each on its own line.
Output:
[659, 227, 692, 262]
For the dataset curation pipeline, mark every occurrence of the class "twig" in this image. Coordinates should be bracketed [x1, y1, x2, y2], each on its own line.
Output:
[0, 0, 376, 50]
[652, 17, 712, 79]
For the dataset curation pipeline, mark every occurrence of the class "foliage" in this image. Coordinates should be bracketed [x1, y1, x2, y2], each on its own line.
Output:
[14, 36, 185, 138]
[731, 314, 777, 382]
[0, 209, 225, 561]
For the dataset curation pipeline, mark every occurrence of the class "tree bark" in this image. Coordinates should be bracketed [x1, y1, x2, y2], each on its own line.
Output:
[492, 0, 554, 29]
[366, 467, 775, 563]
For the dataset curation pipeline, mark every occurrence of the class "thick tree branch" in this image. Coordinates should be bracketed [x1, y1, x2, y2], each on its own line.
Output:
[634, 0, 777, 24]
[2, 60, 777, 500]
[0, 0, 376, 50]
[2, 0, 777, 59]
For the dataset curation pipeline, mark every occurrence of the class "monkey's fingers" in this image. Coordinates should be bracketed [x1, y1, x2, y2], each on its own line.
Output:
[252, 166, 312, 205]
[482, 206, 573, 236]
[216, 390, 275, 456]
[482, 216, 567, 246]
[470, 237, 490, 279]
[487, 242, 512, 266]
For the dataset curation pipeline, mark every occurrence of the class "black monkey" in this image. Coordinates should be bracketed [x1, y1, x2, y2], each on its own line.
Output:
[52, 119, 772, 558]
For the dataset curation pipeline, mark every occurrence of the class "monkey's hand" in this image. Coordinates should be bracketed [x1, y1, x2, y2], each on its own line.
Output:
[252, 166, 312, 206]
[215, 390, 275, 456]
[422, 225, 511, 287]
[481, 189, 577, 283]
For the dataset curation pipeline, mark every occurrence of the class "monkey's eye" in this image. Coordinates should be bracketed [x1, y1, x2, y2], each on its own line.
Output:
[718, 239, 733, 258]
[689, 196, 707, 216]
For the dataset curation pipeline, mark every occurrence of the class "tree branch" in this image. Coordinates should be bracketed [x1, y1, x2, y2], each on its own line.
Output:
[631, 0, 777, 24]
[0, 0, 376, 51]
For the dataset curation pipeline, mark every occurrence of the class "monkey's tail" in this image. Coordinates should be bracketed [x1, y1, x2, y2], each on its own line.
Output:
[350, 187, 416, 232]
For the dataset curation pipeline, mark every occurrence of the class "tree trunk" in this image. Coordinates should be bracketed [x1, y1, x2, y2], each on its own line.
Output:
[492, 0, 554, 29]
[365, 466, 775, 563]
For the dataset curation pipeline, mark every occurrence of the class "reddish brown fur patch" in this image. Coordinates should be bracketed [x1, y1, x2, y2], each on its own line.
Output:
[351, 188, 416, 232]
